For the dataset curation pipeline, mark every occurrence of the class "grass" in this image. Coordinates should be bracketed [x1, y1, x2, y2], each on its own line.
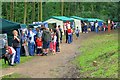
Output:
[1, 73, 30, 79]
[73, 30, 118, 78]
[0, 56, 33, 69]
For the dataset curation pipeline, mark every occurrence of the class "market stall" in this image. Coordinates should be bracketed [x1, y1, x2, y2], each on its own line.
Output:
[45, 16, 74, 35]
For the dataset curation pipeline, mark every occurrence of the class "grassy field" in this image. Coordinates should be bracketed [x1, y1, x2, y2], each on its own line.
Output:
[0, 56, 33, 69]
[2, 73, 30, 79]
[74, 30, 118, 78]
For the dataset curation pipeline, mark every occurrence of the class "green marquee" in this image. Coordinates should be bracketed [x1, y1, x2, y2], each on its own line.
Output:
[0, 18, 26, 46]
[0, 18, 21, 30]
[85, 18, 104, 22]
[70, 16, 87, 21]
[50, 16, 74, 22]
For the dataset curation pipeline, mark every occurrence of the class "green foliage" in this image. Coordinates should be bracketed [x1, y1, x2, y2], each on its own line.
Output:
[1, 2, 119, 24]
[73, 30, 118, 78]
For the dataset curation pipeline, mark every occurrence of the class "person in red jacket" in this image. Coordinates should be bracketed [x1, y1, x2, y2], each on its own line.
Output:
[36, 36, 43, 56]
[67, 26, 73, 44]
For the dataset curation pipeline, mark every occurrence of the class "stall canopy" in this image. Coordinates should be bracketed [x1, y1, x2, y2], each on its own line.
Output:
[70, 16, 87, 21]
[0, 18, 21, 31]
[85, 18, 104, 22]
[0, 18, 22, 46]
[49, 16, 74, 22]
[20, 24, 27, 29]
[84, 18, 104, 27]
[28, 24, 38, 28]
[28, 22, 48, 28]
[45, 16, 74, 35]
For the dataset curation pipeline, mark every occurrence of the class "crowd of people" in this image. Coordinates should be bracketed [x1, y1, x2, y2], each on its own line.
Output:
[4, 25, 77, 66]
[81, 20, 116, 33]
[3, 19, 117, 66]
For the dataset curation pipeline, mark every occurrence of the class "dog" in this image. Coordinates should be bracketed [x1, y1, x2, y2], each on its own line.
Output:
[2, 53, 11, 65]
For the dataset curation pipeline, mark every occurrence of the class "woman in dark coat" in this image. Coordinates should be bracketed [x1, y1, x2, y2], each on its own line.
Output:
[12, 30, 21, 64]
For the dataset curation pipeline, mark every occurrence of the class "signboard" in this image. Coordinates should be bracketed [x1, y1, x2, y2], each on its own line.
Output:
[0, 33, 8, 49]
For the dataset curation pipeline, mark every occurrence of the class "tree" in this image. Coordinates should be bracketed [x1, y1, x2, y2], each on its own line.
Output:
[24, 1, 27, 24]
[40, 0, 42, 21]
[14, 2, 17, 22]
[10, 2, 14, 21]
[61, 0, 64, 16]
[5, 2, 8, 19]
[1, 2, 119, 24]
[32, 2, 35, 21]
[38, 2, 40, 21]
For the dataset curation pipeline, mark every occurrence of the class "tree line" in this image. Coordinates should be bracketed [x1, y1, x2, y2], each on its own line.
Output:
[2, 2, 120, 25]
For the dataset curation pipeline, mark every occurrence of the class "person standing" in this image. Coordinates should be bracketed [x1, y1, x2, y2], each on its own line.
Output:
[35, 36, 43, 56]
[83, 22, 88, 33]
[67, 26, 72, 44]
[103, 23, 107, 31]
[108, 19, 111, 33]
[36, 27, 42, 38]
[35, 27, 43, 54]
[58, 25, 63, 43]
[95, 20, 98, 33]
[42, 27, 51, 55]
[21, 31, 29, 56]
[52, 31, 57, 55]
[12, 30, 21, 64]
[28, 28, 35, 56]
[55, 26, 60, 52]
[65, 27, 68, 43]
[49, 29, 54, 52]
[90, 21, 94, 31]
[75, 27, 80, 39]
[111, 21, 114, 30]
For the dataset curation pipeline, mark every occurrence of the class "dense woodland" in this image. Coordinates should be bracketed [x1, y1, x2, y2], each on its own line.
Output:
[1, 2, 120, 25]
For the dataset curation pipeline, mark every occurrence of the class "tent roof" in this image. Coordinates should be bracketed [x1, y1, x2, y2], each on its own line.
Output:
[20, 24, 27, 28]
[28, 24, 38, 27]
[0, 18, 21, 30]
[49, 16, 74, 22]
[84, 18, 104, 22]
[28, 22, 48, 28]
[70, 16, 87, 21]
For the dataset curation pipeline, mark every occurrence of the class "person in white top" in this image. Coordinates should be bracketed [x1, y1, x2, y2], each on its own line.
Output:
[75, 27, 80, 39]
[90, 21, 95, 31]
[28, 28, 36, 56]
[5, 46, 16, 66]
[95, 20, 98, 33]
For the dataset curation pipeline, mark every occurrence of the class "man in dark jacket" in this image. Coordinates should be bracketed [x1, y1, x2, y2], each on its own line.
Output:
[58, 25, 63, 43]
[55, 26, 60, 52]
[42, 27, 51, 55]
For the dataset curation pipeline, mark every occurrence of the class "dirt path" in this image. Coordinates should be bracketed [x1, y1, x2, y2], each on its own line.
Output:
[1, 32, 98, 78]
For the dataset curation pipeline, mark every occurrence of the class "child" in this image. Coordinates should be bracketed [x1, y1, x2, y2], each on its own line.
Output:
[49, 29, 54, 52]
[103, 23, 107, 31]
[75, 27, 80, 39]
[36, 36, 43, 56]
[52, 32, 57, 55]
[5, 46, 16, 66]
